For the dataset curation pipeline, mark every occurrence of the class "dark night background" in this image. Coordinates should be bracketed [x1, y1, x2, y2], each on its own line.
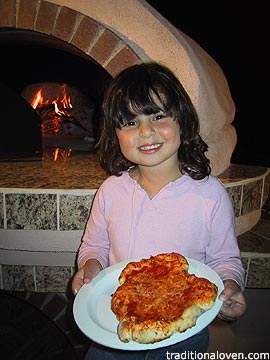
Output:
[147, 1, 268, 168]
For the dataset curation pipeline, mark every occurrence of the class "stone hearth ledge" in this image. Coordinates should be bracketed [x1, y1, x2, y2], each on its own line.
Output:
[0, 156, 269, 290]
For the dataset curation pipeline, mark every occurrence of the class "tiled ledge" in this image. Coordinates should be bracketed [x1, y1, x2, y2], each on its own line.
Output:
[0, 158, 269, 290]
[0, 158, 268, 237]
[219, 164, 270, 236]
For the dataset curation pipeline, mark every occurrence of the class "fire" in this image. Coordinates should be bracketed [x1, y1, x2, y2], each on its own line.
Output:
[32, 84, 72, 110]
[30, 84, 73, 135]
[31, 89, 43, 109]
[53, 85, 72, 116]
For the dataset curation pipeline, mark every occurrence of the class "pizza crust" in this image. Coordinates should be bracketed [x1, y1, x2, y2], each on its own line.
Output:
[111, 253, 218, 344]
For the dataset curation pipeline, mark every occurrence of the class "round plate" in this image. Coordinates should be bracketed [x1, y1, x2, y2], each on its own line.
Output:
[73, 258, 224, 350]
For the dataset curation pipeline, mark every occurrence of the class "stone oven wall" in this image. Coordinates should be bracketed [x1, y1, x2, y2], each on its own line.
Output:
[1, 0, 237, 175]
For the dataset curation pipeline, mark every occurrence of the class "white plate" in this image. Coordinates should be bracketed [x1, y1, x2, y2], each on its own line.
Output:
[73, 258, 224, 351]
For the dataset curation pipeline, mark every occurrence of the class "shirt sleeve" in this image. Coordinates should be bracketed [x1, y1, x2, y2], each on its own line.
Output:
[205, 181, 245, 291]
[77, 186, 110, 270]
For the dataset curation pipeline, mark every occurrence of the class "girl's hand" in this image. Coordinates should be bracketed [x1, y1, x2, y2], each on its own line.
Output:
[218, 279, 247, 321]
[71, 258, 102, 295]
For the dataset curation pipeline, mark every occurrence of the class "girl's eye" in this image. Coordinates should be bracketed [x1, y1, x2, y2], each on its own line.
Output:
[121, 120, 137, 128]
[153, 113, 166, 121]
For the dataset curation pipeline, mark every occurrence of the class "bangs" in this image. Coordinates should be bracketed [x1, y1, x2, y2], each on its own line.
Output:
[115, 85, 170, 127]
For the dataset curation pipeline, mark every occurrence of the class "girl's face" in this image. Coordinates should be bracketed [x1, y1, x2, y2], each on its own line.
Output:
[115, 110, 180, 169]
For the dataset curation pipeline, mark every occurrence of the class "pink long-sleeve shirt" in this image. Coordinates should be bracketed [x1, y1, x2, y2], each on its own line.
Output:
[78, 171, 245, 289]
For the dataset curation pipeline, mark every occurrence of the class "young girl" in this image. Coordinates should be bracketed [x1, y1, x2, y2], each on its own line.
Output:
[72, 62, 247, 359]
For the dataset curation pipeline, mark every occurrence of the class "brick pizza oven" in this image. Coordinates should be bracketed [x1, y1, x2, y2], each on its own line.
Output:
[0, 0, 240, 175]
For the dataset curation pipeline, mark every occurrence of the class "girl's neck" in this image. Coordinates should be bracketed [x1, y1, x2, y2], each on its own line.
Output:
[130, 164, 182, 199]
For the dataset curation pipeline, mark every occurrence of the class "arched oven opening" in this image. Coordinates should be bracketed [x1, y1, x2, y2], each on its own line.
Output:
[0, 29, 112, 161]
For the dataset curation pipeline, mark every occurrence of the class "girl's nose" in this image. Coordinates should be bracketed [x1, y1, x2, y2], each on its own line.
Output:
[139, 122, 155, 138]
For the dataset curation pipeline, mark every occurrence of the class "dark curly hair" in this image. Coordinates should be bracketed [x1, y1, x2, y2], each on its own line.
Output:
[98, 62, 211, 180]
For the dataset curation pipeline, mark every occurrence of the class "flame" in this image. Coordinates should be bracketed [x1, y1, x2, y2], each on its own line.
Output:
[31, 89, 43, 109]
[60, 84, 72, 109]
[53, 84, 73, 116]
[30, 84, 73, 135]
[31, 84, 72, 113]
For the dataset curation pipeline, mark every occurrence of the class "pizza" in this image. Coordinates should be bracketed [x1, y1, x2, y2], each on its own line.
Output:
[111, 252, 218, 344]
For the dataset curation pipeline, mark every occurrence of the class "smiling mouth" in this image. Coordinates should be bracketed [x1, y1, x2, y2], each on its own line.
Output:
[139, 143, 162, 151]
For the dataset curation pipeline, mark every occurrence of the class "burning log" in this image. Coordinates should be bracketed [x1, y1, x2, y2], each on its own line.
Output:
[37, 106, 93, 135]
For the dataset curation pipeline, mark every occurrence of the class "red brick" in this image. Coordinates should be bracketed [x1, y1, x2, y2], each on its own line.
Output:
[106, 46, 140, 77]
[0, 0, 15, 27]
[35, 1, 58, 34]
[53, 6, 78, 42]
[17, 0, 36, 29]
[71, 16, 99, 52]
[89, 29, 119, 65]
